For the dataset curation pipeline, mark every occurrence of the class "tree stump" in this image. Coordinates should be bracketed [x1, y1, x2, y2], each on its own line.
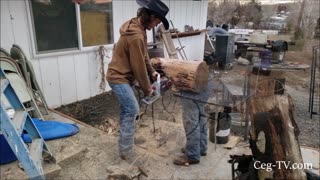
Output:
[150, 58, 209, 93]
[250, 67, 286, 97]
[248, 68, 306, 179]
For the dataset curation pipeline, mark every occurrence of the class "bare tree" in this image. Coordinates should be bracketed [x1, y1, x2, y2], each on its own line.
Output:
[294, 0, 306, 39]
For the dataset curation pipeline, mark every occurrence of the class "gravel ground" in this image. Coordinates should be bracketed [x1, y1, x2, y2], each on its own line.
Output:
[286, 85, 320, 148]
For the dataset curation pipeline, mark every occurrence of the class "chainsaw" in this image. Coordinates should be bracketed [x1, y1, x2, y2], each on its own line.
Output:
[141, 74, 172, 105]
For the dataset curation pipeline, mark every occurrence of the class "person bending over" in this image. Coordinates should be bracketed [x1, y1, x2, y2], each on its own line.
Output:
[106, 0, 169, 160]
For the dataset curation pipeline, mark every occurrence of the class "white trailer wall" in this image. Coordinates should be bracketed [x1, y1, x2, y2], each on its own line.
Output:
[0, 0, 208, 108]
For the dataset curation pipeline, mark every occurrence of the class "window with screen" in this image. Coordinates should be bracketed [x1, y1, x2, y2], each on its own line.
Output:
[30, 0, 79, 53]
[80, 0, 114, 47]
[29, 0, 114, 54]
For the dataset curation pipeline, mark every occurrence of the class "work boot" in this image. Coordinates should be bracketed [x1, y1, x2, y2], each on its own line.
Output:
[181, 148, 207, 156]
[173, 154, 200, 166]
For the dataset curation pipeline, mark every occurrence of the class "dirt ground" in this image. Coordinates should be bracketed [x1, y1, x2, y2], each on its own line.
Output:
[56, 40, 320, 149]
[56, 90, 181, 133]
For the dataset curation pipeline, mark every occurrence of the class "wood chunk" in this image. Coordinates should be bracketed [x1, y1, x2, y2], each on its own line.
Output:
[224, 136, 241, 149]
[150, 58, 209, 93]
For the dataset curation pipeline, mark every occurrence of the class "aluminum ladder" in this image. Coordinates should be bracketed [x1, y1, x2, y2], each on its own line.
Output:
[0, 68, 55, 179]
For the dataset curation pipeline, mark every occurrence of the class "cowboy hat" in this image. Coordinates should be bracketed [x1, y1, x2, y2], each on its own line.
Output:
[136, 0, 169, 30]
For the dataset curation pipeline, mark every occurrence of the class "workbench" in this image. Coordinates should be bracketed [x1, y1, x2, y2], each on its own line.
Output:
[235, 39, 289, 63]
[235, 41, 273, 58]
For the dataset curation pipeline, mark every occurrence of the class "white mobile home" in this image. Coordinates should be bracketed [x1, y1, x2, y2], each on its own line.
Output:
[1, 0, 208, 108]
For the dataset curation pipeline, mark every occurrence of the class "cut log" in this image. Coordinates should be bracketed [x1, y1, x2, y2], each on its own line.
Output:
[248, 95, 306, 180]
[150, 58, 209, 93]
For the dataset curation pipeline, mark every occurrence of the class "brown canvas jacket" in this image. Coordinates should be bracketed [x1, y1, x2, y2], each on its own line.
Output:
[106, 18, 155, 95]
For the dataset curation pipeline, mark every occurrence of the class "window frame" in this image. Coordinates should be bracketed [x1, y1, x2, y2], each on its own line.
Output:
[26, 1, 114, 59]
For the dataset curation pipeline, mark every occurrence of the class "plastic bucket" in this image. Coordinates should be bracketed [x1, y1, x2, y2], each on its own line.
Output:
[259, 50, 272, 67]
[209, 107, 232, 144]
[0, 134, 17, 164]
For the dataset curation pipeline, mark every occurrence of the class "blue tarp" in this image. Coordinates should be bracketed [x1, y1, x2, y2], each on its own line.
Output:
[22, 118, 80, 143]
[0, 118, 80, 164]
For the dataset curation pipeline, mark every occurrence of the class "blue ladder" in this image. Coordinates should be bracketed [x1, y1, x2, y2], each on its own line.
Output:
[0, 68, 55, 179]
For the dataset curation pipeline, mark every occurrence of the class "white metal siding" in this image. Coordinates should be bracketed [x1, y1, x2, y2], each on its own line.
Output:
[164, 0, 208, 60]
[39, 57, 62, 107]
[57, 55, 78, 105]
[4, 0, 33, 59]
[1, 1, 15, 52]
[1, 0, 208, 108]
[73, 53, 91, 101]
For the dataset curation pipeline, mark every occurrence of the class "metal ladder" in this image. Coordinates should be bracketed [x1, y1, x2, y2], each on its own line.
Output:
[0, 68, 55, 179]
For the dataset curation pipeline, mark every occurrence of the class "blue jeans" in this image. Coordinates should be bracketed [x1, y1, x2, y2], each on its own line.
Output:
[109, 83, 139, 155]
[181, 98, 208, 161]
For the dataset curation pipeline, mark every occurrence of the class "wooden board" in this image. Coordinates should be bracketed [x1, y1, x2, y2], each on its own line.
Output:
[224, 136, 241, 149]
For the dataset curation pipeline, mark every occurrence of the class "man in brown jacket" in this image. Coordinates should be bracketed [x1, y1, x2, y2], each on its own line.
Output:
[106, 0, 169, 161]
